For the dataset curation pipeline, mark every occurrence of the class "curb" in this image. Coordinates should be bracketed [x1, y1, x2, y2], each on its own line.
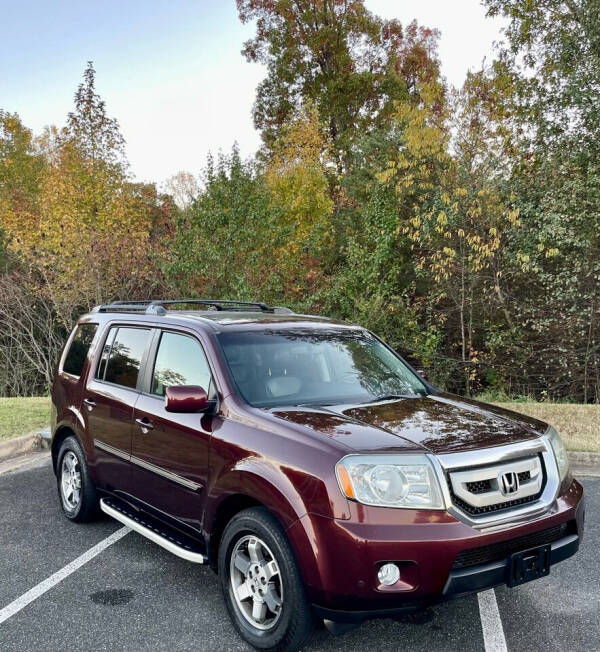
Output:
[568, 451, 600, 466]
[0, 450, 51, 476]
[0, 430, 51, 462]
[569, 451, 600, 477]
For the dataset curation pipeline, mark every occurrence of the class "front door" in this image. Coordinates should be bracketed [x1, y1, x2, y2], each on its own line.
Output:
[131, 330, 216, 531]
[84, 324, 153, 498]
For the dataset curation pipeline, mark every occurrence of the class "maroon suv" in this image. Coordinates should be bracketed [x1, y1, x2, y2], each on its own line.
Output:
[51, 299, 584, 651]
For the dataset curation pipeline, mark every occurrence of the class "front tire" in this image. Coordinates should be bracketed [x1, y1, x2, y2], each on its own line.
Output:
[218, 507, 315, 651]
[56, 435, 98, 522]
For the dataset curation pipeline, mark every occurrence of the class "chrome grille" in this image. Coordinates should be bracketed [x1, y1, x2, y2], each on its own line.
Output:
[433, 437, 560, 529]
[447, 455, 546, 517]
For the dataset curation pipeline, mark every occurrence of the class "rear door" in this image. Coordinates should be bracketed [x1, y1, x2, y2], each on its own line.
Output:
[131, 329, 216, 530]
[84, 324, 153, 497]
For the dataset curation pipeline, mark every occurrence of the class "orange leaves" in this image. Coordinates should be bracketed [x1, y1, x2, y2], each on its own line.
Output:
[0, 67, 168, 315]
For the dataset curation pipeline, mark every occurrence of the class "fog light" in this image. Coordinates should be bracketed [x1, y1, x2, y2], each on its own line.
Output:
[378, 563, 400, 586]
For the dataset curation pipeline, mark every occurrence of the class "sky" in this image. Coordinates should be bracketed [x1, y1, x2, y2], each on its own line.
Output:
[1, 1, 506, 186]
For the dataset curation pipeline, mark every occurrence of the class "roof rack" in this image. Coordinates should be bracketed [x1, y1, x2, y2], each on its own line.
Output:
[91, 299, 294, 316]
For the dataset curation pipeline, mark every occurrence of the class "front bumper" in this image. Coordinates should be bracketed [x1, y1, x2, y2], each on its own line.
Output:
[442, 527, 579, 597]
[287, 478, 584, 621]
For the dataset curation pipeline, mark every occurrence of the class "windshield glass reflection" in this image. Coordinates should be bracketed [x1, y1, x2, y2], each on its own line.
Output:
[218, 329, 426, 408]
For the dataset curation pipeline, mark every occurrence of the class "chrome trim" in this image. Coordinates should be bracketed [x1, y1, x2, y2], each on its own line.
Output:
[94, 440, 202, 491]
[100, 499, 206, 564]
[94, 439, 130, 461]
[130, 455, 202, 491]
[449, 456, 543, 508]
[436, 438, 546, 469]
[429, 437, 561, 531]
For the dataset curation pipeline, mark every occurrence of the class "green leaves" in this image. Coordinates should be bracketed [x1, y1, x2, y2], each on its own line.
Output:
[237, 0, 440, 169]
[1, 65, 174, 324]
[1, 2, 599, 402]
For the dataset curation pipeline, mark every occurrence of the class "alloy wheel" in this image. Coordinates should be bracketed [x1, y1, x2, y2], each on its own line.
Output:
[229, 534, 283, 630]
[60, 451, 82, 510]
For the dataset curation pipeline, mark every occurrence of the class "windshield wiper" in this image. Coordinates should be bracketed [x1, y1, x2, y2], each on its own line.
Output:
[363, 393, 414, 404]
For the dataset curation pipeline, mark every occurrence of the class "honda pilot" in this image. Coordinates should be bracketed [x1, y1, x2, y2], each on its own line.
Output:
[50, 299, 584, 651]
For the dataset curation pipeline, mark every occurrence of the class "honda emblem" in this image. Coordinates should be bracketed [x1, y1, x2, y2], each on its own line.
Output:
[500, 471, 519, 495]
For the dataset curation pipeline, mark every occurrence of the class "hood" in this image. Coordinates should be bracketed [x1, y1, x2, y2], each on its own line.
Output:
[269, 392, 547, 455]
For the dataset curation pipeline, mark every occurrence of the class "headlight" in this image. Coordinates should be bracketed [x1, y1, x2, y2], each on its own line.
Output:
[547, 426, 569, 481]
[336, 454, 445, 509]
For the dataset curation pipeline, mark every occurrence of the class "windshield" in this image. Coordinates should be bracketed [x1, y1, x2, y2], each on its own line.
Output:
[217, 329, 427, 408]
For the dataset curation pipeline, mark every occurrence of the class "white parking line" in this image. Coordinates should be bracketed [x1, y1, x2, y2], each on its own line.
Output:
[478, 589, 508, 652]
[0, 526, 130, 625]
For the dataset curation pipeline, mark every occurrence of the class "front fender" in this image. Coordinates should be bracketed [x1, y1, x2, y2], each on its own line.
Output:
[205, 454, 349, 592]
[206, 457, 312, 531]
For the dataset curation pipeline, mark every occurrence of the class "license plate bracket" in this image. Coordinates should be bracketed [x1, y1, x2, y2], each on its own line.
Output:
[508, 544, 551, 587]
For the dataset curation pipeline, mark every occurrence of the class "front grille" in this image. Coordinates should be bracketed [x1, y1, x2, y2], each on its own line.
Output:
[466, 479, 492, 494]
[452, 521, 576, 569]
[447, 455, 546, 516]
[463, 471, 533, 503]
[450, 491, 541, 516]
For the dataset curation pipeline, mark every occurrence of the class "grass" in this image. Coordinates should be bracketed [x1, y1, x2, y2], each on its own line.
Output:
[0, 396, 597, 452]
[491, 401, 600, 453]
[0, 397, 50, 442]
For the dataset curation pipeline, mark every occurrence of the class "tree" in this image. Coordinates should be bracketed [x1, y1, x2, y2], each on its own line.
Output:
[166, 146, 275, 299]
[264, 104, 334, 299]
[0, 111, 45, 271]
[370, 76, 526, 395]
[66, 62, 126, 168]
[0, 268, 65, 395]
[167, 120, 335, 311]
[485, 0, 600, 154]
[237, 0, 440, 169]
[163, 171, 200, 209]
[481, 0, 600, 401]
[2, 63, 159, 321]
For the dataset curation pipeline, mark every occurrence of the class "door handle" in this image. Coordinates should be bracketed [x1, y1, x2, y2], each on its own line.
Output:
[135, 417, 155, 432]
[83, 398, 96, 411]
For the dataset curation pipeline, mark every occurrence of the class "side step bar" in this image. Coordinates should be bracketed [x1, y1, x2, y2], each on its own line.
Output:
[100, 498, 207, 564]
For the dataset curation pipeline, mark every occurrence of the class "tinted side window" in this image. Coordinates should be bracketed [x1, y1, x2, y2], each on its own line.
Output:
[152, 332, 212, 396]
[104, 327, 151, 389]
[63, 324, 98, 376]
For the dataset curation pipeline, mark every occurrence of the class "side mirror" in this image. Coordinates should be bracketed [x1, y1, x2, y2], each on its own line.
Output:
[165, 385, 210, 413]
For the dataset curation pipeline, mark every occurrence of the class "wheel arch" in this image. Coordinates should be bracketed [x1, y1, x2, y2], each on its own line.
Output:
[207, 493, 263, 571]
[51, 425, 79, 473]
[205, 462, 325, 594]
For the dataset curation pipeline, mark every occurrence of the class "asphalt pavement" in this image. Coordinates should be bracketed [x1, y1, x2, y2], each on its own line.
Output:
[0, 458, 598, 651]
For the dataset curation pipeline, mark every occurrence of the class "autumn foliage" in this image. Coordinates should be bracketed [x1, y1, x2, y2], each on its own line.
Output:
[1, 1, 599, 402]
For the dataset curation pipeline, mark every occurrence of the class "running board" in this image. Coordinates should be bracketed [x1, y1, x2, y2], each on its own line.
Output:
[100, 498, 207, 564]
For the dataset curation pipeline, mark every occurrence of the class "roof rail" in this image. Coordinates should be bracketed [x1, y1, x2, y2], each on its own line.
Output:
[91, 299, 294, 316]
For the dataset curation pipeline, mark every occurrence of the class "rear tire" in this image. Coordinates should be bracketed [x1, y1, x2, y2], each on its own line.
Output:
[218, 507, 316, 651]
[56, 435, 98, 522]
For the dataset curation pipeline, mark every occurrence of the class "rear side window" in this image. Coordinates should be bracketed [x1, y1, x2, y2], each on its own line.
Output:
[62, 324, 98, 377]
[98, 327, 151, 389]
[151, 332, 212, 396]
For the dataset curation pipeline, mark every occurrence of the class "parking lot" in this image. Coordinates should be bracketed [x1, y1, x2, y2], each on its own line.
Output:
[0, 457, 598, 652]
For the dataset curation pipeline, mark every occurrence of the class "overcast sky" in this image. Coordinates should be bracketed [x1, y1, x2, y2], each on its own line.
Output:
[1, 1, 506, 185]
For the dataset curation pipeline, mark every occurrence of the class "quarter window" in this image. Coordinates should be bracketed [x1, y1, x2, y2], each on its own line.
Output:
[62, 323, 98, 376]
[151, 332, 212, 396]
[100, 327, 151, 389]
